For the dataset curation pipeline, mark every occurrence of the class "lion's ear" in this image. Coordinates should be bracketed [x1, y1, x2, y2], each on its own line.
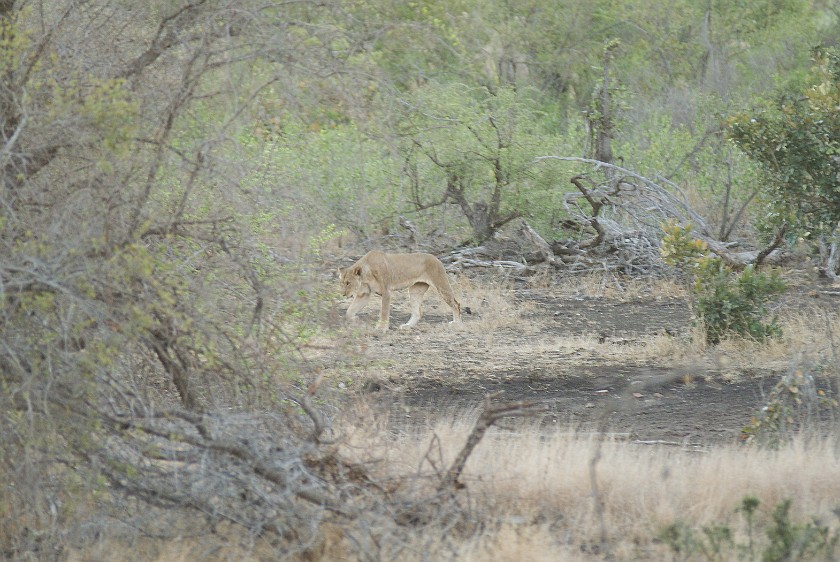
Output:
[350, 264, 362, 277]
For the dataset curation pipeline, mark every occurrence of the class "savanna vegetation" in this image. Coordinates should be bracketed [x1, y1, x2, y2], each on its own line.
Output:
[1, 1, 839, 560]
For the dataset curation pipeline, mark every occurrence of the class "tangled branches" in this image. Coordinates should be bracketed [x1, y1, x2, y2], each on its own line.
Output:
[441, 156, 785, 278]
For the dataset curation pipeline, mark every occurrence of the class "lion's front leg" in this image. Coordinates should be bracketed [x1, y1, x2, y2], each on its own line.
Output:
[345, 293, 370, 324]
[376, 289, 391, 332]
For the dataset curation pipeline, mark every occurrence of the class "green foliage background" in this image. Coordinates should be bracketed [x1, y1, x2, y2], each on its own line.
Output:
[729, 46, 840, 238]
[234, 0, 838, 246]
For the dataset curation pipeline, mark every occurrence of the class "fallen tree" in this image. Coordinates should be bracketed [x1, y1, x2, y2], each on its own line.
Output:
[435, 157, 786, 277]
[540, 157, 787, 270]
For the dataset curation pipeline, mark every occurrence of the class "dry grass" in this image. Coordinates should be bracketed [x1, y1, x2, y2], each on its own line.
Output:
[544, 271, 688, 301]
[521, 271, 840, 374]
[454, 274, 525, 330]
[776, 305, 840, 359]
[687, 305, 840, 377]
[315, 272, 840, 560]
[61, 274, 840, 562]
[64, 414, 840, 562]
[338, 415, 840, 561]
[625, 292, 840, 378]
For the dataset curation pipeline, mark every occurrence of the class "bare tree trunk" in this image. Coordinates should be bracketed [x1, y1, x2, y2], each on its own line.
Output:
[587, 40, 620, 183]
[822, 223, 840, 281]
[443, 174, 519, 244]
[594, 43, 616, 167]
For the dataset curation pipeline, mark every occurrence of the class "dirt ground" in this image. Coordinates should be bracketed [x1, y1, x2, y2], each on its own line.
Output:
[326, 275, 838, 447]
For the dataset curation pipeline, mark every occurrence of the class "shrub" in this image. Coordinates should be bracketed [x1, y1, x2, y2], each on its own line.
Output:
[741, 364, 839, 447]
[659, 496, 840, 561]
[693, 259, 786, 344]
[661, 221, 786, 344]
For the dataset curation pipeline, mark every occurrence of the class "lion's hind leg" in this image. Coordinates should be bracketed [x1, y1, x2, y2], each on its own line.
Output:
[376, 289, 392, 332]
[400, 282, 430, 329]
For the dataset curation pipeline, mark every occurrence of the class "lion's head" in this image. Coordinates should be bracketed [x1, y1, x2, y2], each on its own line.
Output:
[338, 265, 362, 297]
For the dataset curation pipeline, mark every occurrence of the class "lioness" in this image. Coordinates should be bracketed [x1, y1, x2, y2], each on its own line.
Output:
[338, 250, 462, 331]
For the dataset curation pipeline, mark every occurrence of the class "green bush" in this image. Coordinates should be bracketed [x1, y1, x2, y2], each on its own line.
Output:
[728, 46, 840, 240]
[693, 259, 786, 345]
[659, 496, 840, 562]
[661, 222, 786, 344]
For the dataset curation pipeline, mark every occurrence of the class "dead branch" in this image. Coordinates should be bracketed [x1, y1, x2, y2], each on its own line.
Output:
[139, 216, 235, 239]
[398, 216, 419, 249]
[110, 407, 351, 516]
[516, 220, 557, 265]
[589, 409, 611, 561]
[298, 390, 330, 445]
[458, 259, 531, 272]
[754, 223, 787, 267]
[534, 156, 788, 273]
[439, 392, 546, 492]
[818, 223, 840, 280]
[436, 156, 778, 278]
[569, 175, 607, 248]
[442, 251, 533, 273]
[536, 156, 712, 235]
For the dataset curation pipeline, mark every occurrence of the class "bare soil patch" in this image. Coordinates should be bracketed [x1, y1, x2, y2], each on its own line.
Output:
[327, 279, 838, 446]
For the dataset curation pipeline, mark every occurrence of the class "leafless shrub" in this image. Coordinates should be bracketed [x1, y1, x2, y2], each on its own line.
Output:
[0, 1, 382, 559]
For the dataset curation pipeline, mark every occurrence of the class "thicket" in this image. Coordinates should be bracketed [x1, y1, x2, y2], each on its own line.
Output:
[0, 1, 837, 560]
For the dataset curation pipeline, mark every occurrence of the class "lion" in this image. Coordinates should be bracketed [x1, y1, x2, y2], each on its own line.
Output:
[338, 250, 462, 331]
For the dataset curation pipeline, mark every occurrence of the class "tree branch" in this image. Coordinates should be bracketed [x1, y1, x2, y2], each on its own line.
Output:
[754, 222, 787, 267]
[536, 156, 712, 236]
[439, 392, 545, 492]
[118, 1, 209, 81]
[569, 175, 606, 248]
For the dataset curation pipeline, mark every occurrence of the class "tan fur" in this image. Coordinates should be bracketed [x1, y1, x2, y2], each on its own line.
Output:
[338, 250, 462, 332]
